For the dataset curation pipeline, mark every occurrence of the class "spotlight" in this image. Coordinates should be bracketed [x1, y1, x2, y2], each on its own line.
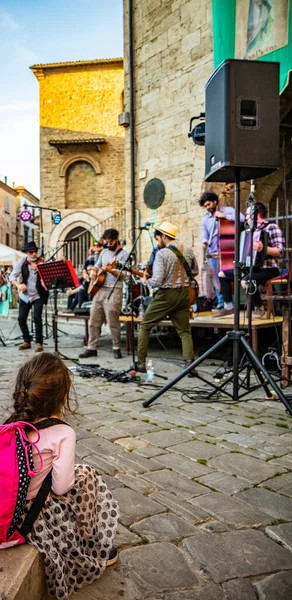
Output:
[188, 113, 205, 146]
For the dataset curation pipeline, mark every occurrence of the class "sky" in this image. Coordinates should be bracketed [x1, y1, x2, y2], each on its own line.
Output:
[0, 0, 123, 197]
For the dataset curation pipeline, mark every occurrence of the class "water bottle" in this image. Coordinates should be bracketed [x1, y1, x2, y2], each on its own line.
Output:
[138, 300, 144, 320]
[145, 359, 155, 383]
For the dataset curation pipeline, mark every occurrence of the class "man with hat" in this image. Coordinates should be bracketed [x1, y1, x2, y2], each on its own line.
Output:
[9, 241, 49, 351]
[138, 221, 199, 376]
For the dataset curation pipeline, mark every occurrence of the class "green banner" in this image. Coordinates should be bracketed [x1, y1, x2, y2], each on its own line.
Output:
[212, 0, 292, 93]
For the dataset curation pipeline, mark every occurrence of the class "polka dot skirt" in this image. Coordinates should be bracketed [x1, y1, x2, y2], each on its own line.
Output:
[19, 464, 119, 600]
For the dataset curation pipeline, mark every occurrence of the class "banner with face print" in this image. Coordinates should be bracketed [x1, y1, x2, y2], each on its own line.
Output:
[212, 0, 292, 92]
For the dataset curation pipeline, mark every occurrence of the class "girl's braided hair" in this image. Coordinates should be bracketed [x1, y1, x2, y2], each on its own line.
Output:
[9, 352, 76, 423]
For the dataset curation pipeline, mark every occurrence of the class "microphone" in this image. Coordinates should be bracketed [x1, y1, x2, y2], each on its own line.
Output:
[65, 238, 79, 243]
[135, 222, 152, 230]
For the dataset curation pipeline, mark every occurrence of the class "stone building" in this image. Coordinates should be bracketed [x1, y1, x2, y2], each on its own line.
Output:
[30, 58, 125, 267]
[0, 180, 18, 249]
[0, 180, 40, 251]
[122, 0, 292, 265]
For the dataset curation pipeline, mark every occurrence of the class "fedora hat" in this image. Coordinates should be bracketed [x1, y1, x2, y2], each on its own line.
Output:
[155, 221, 178, 239]
[23, 241, 39, 252]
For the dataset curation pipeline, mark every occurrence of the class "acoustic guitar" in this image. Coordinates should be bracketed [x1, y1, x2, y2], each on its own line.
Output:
[88, 263, 121, 297]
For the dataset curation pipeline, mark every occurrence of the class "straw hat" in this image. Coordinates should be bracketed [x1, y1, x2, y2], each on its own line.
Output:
[155, 221, 178, 239]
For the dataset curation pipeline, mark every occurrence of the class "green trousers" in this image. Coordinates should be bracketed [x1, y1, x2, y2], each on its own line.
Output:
[138, 287, 194, 361]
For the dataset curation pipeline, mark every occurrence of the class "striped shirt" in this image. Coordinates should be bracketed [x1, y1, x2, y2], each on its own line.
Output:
[95, 247, 128, 288]
[147, 242, 198, 289]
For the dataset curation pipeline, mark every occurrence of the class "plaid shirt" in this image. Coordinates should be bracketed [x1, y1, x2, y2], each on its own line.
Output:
[258, 221, 285, 268]
[147, 242, 198, 289]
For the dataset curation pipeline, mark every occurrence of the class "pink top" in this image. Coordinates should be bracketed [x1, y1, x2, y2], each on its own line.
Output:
[27, 424, 76, 499]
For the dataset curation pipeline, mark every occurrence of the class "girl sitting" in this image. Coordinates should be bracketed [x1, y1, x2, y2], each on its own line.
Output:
[6, 352, 119, 600]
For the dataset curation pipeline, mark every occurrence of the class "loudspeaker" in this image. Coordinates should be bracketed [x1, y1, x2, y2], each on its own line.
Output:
[205, 59, 280, 182]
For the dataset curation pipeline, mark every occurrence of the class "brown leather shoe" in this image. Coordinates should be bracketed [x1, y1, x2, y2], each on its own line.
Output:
[19, 342, 31, 351]
[79, 349, 97, 358]
[35, 344, 43, 352]
[184, 359, 198, 378]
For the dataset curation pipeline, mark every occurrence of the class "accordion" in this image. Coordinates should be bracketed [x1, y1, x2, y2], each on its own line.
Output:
[239, 228, 269, 268]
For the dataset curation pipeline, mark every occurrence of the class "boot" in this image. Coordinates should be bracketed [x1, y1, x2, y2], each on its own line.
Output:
[185, 359, 198, 378]
[113, 349, 122, 359]
[79, 349, 97, 358]
[19, 342, 31, 351]
[35, 343, 43, 352]
[136, 359, 146, 372]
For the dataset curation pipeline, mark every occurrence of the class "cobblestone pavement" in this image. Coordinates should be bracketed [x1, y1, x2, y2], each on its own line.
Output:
[1, 316, 292, 599]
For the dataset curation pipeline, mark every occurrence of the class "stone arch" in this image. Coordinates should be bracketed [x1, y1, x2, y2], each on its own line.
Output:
[59, 155, 101, 177]
[48, 211, 100, 249]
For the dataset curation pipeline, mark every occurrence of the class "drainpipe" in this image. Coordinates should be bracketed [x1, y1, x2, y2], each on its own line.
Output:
[128, 0, 135, 244]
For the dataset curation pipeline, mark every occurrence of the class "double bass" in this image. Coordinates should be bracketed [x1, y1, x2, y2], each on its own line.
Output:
[217, 184, 236, 271]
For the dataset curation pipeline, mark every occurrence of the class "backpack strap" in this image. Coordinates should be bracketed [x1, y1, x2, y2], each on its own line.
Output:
[18, 470, 52, 538]
[19, 418, 71, 539]
[33, 418, 69, 430]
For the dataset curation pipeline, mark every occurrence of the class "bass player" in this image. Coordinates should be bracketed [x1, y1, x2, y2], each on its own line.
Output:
[79, 228, 128, 359]
[199, 189, 245, 309]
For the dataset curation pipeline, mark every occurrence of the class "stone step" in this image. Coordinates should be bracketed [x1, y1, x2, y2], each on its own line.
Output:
[0, 544, 47, 600]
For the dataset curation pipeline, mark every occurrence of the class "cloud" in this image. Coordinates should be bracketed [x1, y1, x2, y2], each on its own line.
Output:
[0, 9, 20, 33]
[0, 103, 38, 112]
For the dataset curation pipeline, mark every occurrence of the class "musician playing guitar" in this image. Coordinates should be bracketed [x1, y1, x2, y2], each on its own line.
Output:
[199, 189, 245, 309]
[218, 202, 285, 318]
[79, 228, 128, 359]
[137, 221, 199, 377]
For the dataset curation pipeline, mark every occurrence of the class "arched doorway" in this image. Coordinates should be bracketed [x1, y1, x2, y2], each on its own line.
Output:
[64, 226, 92, 272]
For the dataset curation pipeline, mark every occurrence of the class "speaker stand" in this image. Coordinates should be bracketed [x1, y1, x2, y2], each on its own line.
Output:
[142, 170, 292, 416]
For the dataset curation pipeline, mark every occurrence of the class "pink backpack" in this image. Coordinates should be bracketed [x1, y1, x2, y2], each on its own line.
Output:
[0, 421, 46, 548]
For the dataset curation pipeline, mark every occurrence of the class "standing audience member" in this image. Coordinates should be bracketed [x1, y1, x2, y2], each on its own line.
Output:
[138, 221, 199, 376]
[4, 352, 119, 600]
[79, 228, 128, 359]
[9, 242, 49, 352]
[0, 270, 11, 316]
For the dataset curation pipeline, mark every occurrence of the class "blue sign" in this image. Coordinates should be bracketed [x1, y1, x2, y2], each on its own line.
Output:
[52, 213, 61, 224]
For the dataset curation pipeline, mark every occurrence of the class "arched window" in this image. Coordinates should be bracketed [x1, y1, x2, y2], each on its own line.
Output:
[65, 160, 96, 209]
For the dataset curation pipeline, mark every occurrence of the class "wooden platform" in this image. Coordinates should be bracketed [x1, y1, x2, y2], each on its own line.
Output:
[52, 311, 283, 356]
[119, 312, 283, 356]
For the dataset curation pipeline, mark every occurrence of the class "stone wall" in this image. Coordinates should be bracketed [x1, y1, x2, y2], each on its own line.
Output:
[123, 0, 214, 263]
[123, 0, 292, 264]
[31, 60, 125, 252]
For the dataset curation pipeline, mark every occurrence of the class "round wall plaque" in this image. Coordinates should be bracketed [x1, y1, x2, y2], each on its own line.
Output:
[143, 178, 165, 209]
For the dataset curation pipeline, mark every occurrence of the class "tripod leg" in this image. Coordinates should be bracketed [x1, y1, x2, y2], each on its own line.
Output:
[142, 333, 230, 408]
[0, 335, 6, 346]
[241, 336, 292, 415]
